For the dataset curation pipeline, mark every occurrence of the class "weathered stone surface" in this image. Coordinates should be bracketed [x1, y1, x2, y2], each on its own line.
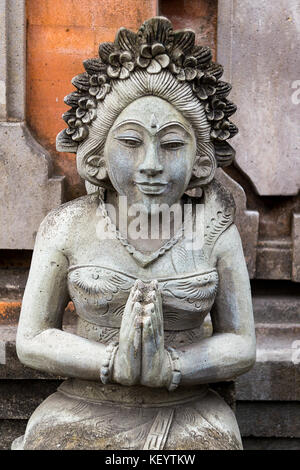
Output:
[0, 420, 27, 450]
[236, 324, 300, 401]
[256, 240, 292, 280]
[0, 1, 64, 248]
[218, 0, 300, 196]
[0, 380, 61, 419]
[243, 437, 300, 450]
[216, 169, 259, 278]
[237, 402, 300, 438]
[292, 213, 300, 282]
[252, 293, 300, 324]
[0, 123, 64, 249]
[237, 361, 300, 402]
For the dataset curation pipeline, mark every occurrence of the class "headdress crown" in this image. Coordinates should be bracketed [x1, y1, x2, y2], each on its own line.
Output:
[57, 17, 238, 167]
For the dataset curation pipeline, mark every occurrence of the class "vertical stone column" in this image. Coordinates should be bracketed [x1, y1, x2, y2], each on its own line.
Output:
[217, 0, 300, 196]
[0, 0, 64, 249]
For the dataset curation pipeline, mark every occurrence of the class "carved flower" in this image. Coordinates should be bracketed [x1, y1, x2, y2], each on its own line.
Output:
[86, 156, 107, 180]
[137, 43, 170, 74]
[66, 117, 88, 142]
[89, 74, 111, 100]
[193, 72, 217, 100]
[211, 120, 231, 141]
[170, 55, 198, 81]
[107, 51, 135, 79]
[75, 97, 97, 124]
[205, 96, 226, 121]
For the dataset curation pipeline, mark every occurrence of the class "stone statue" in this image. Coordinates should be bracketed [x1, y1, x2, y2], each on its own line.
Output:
[12, 17, 255, 450]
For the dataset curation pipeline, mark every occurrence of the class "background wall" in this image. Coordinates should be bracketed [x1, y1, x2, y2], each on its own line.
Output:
[0, 0, 299, 450]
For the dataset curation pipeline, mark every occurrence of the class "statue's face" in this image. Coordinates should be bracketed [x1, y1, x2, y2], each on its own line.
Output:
[104, 96, 197, 210]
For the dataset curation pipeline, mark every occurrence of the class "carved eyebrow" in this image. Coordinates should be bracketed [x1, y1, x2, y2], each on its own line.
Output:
[157, 122, 192, 135]
[113, 119, 191, 135]
[113, 120, 145, 131]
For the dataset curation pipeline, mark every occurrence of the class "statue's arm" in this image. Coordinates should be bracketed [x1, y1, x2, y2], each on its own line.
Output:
[179, 224, 256, 386]
[16, 212, 106, 380]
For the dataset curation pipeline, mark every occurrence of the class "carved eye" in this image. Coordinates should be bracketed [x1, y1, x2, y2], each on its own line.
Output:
[160, 140, 185, 150]
[115, 136, 143, 148]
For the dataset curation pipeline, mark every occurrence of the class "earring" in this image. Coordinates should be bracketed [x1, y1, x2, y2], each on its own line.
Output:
[188, 154, 216, 189]
[86, 155, 108, 182]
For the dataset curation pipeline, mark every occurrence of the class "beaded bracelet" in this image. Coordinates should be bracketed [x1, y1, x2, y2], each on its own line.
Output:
[100, 341, 119, 384]
[166, 347, 181, 391]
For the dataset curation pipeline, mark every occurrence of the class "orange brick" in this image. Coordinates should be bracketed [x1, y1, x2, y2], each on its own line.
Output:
[27, 0, 93, 27]
[0, 301, 21, 324]
[27, 25, 94, 81]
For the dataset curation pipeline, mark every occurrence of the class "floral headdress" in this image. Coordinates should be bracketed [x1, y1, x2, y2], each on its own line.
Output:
[57, 17, 238, 167]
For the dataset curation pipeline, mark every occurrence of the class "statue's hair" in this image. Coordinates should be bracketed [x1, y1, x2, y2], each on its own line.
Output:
[57, 16, 238, 175]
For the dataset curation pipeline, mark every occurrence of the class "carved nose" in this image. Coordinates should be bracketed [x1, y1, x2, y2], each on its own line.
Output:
[138, 147, 163, 177]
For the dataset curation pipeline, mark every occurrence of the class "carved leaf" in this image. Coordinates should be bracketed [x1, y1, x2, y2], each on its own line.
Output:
[213, 141, 235, 167]
[205, 63, 224, 80]
[223, 100, 237, 117]
[71, 73, 90, 91]
[56, 129, 78, 152]
[64, 92, 82, 108]
[228, 122, 239, 138]
[172, 30, 195, 59]
[83, 58, 107, 75]
[192, 46, 212, 66]
[215, 81, 232, 98]
[115, 27, 137, 53]
[99, 42, 115, 63]
[138, 17, 173, 46]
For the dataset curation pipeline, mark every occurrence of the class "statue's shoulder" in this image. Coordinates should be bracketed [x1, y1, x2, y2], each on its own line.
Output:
[38, 194, 99, 242]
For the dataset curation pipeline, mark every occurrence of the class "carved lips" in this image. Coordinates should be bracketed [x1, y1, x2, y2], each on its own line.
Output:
[134, 180, 168, 195]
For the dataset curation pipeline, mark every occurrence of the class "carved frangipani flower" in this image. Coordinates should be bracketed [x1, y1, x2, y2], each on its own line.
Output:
[193, 72, 217, 100]
[89, 74, 111, 99]
[86, 156, 107, 180]
[107, 51, 135, 79]
[137, 43, 170, 74]
[75, 97, 97, 124]
[170, 55, 198, 81]
[211, 120, 238, 140]
[58, 17, 238, 166]
[65, 116, 88, 142]
[205, 96, 226, 121]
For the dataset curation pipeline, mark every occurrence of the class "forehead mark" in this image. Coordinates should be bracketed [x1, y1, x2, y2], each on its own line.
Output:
[150, 114, 158, 129]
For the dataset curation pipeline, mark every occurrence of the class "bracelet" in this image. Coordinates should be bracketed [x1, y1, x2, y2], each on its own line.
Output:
[166, 347, 181, 391]
[100, 341, 119, 384]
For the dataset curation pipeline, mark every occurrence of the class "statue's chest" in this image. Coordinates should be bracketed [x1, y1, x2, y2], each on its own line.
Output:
[67, 253, 218, 330]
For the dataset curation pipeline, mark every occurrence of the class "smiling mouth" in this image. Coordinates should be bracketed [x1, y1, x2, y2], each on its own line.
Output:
[134, 181, 168, 195]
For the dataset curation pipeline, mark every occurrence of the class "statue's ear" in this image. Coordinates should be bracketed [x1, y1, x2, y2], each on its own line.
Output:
[83, 155, 112, 188]
[188, 154, 216, 189]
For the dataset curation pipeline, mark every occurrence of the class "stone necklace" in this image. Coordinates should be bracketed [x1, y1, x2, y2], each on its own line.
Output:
[97, 196, 191, 268]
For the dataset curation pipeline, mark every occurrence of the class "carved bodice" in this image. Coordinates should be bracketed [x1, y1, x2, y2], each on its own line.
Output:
[68, 264, 219, 331]
[67, 181, 235, 345]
